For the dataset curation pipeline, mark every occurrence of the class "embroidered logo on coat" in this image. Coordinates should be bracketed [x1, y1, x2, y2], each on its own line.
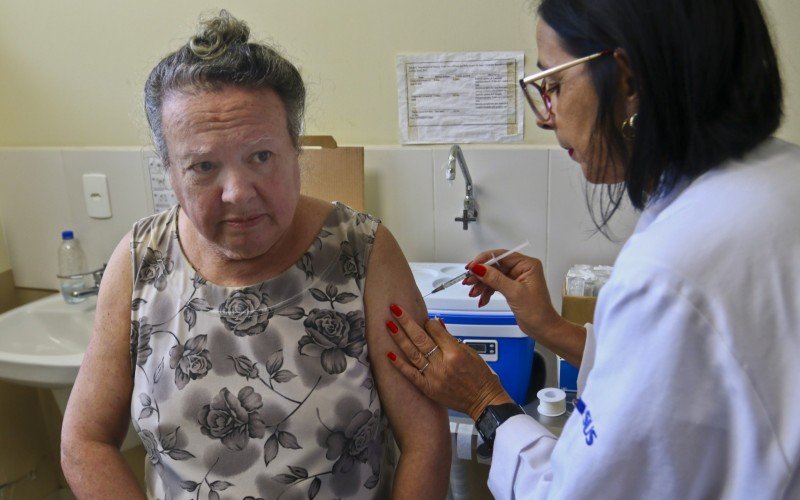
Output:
[575, 398, 597, 445]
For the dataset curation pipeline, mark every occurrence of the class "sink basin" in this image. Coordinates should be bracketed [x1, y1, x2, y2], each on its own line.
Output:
[0, 293, 96, 388]
[0, 293, 143, 450]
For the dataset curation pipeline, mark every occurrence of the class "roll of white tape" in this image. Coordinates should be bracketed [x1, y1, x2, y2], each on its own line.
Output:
[537, 387, 567, 416]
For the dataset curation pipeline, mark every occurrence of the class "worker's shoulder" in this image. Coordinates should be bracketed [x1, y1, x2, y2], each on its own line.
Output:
[621, 138, 800, 282]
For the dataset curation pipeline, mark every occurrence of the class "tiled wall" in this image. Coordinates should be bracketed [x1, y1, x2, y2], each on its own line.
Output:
[0, 149, 151, 291]
[0, 146, 638, 298]
[364, 146, 638, 311]
[0, 146, 638, 385]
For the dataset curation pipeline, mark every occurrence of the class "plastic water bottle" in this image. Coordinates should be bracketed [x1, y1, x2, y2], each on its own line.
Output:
[58, 230, 88, 304]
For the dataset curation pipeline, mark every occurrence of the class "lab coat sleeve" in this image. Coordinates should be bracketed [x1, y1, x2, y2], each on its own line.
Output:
[488, 416, 558, 499]
[487, 324, 595, 498]
[576, 323, 595, 396]
[487, 266, 736, 499]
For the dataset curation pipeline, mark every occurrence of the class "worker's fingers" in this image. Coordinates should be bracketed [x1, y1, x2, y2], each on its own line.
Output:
[386, 312, 512, 417]
[385, 319, 428, 370]
[385, 350, 426, 387]
[468, 262, 520, 299]
[389, 304, 438, 365]
[426, 317, 462, 348]
[478, 287, 495, 308]
[463, 248, 531, 296]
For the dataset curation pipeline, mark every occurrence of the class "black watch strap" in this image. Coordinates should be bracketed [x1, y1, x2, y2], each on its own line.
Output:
[475, 403, 525, 448]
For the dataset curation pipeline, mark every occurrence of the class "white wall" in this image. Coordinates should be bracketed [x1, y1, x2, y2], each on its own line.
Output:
[0, 217, 11, 273]
[0, 0, 797, 148]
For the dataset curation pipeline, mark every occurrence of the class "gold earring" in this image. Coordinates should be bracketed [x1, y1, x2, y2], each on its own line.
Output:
[621, 113, 638, 140]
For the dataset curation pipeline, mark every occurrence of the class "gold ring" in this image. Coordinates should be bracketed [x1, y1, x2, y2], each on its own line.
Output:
[424, 345, 439, 358]
[418, 361, 430, 374]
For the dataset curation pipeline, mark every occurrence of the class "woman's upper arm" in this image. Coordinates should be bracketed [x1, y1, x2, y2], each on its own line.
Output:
[363, 225, 450, 450]
[62, 232, 135, 447]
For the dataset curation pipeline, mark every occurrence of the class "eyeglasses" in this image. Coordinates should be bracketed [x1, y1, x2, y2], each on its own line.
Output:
[519, 50, 611, 121]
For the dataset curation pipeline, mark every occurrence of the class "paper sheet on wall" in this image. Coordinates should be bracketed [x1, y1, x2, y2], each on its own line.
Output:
[147, 157, 178, 213]
[396, 52, 524, 144]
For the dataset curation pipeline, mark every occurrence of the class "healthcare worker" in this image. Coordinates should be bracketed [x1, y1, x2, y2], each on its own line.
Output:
[386, 0, 800, 497]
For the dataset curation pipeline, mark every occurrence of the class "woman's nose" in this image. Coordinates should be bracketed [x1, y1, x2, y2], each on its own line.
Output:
[536, 113, 555, 130]
[220, 168, 257, 204]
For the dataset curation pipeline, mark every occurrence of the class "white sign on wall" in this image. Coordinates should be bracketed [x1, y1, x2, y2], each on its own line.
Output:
[147, 156, 178, 213]
[396, 52, 525, 144]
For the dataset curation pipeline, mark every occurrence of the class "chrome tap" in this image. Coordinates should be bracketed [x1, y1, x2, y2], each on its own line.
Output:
[57, 264, 107, 298]
[446, 145, 478, 230]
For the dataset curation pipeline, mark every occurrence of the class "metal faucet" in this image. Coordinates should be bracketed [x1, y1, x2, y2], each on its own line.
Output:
[446, 145, 478, 230]
[57, 264, 107, 298]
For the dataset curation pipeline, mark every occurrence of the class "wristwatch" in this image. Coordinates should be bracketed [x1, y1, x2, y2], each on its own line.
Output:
[475, 403, 526, 449]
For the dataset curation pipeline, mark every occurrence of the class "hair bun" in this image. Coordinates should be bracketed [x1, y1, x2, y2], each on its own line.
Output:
[189, 10, 250, 60]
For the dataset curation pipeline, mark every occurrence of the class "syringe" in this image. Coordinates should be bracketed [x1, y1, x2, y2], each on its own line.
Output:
[424, 240, 531, 296]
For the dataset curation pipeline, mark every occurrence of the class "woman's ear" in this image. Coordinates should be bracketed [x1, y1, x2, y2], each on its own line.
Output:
[613, 48, 638, 116]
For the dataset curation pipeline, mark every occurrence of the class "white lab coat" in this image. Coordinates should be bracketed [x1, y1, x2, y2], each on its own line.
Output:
[489, 138, 800, 499]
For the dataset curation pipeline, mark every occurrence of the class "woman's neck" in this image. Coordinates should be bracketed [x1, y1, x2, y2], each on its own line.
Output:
[177, 196, 331, 287]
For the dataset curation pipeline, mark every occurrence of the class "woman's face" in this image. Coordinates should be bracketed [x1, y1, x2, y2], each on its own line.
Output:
[162, 86, 301, 261]
[535, 20, 624, 184]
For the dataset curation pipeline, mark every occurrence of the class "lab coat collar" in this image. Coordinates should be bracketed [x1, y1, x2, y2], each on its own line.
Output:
[632, 175, 691, 235]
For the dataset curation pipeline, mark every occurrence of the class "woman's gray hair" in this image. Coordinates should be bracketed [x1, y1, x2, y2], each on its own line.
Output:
[144, 10, 306, 166]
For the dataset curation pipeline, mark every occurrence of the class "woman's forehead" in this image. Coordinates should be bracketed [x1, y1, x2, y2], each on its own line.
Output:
[535, 19, 570, 69]
[162, 88, 286, 132]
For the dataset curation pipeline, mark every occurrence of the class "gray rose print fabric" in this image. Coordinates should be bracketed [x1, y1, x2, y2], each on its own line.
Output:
[129, 203, 396, 500]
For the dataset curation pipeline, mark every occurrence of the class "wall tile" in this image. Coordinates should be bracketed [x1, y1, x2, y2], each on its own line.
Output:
[0, 149, 152, 290]
[364, 147, 435, 262]
[0, 150, 72, 289]
[545, 149, 639, 312]
[61, 149, 152, 275]
[431, 147, 549, 264]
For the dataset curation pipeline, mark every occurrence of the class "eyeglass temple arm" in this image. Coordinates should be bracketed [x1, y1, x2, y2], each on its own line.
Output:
[520, 50, 612, 84]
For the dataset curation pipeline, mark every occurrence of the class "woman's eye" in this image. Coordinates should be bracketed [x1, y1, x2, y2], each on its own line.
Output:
[543, 80, 561, 95]
[253, 151, 272, 163]
[190, 161, 215, 173]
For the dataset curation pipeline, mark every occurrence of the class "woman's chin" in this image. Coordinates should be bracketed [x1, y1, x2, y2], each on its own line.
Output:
[576, 157, 625, 185]
[211, 237, 274, 262]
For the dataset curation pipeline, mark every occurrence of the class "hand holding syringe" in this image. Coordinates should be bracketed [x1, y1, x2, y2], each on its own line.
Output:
[424, 240, 532, 296]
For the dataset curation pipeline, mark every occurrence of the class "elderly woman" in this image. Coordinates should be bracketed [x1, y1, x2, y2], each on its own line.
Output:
[61, 11, 450, 499]
[387, 0, 800, 498]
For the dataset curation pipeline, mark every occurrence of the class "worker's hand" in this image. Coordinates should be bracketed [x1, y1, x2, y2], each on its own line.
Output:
[463, 250, 563, 342]
[385, 304, 514, 421]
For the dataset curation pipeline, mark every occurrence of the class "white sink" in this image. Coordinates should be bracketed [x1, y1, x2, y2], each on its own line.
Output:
[0, 293, 96, 388]
[0, 293, 142, 451]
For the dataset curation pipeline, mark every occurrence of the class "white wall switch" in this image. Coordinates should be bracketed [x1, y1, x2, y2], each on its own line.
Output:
[82, 173, 112, 219]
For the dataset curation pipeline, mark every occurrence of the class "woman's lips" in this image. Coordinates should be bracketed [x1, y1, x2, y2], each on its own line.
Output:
[568, 148, 574, 157]
[224, 213, 266, 228]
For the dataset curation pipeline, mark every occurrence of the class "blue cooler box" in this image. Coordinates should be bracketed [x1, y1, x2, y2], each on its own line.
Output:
[411, 263, 536, 405]
[557, 355, 579, 393]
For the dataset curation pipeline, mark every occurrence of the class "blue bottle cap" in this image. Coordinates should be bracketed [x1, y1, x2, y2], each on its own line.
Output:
[62, 230, 74, 240]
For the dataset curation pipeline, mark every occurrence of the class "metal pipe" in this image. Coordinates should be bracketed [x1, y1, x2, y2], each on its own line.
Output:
[447, 145, 478, 230]
[448, 145, 474, 199]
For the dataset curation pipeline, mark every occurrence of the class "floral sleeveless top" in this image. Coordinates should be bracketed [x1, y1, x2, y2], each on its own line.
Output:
[129, 203, 395, 500]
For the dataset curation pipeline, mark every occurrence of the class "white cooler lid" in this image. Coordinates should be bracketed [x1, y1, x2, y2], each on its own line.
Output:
[410, 262, 512, 313]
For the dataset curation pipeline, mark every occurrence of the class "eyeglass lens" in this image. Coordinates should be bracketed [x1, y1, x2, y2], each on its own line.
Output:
[523, 82, 550, 120]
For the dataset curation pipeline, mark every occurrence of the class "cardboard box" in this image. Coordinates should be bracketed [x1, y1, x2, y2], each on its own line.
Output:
[561, 293, 597, 325]
[299, 135, 365, 211]
[558, 288, 597, 392]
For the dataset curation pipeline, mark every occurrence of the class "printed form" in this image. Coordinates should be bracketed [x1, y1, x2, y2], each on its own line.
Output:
[396, 52, 524, 144]
[147, 156, 178, 213]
